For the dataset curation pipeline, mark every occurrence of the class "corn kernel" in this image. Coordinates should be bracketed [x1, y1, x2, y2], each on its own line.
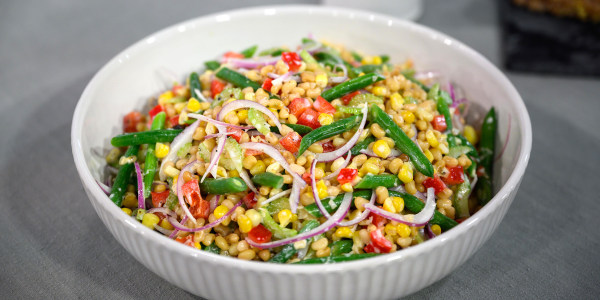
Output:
[390, 93, 404, 111]
[383, 197, 396, 213]
[341, 183, 354, 193]
[372, 86, 387, 97]
[155, 143, 170, 159]
[187, 98, 201, 112]
[361, 162, 379, 175]
[237, 109, 248, 122]
[372, 139, 391, 159]
[277, 209, 293, 228]
[249, 160, 266, 175]
[158, 91, 174, 105]
[431, 224, 442, 236]
[397, 223, 411, 238]
[334, 227, 353, 239]
[245, 209, 262, 227]
[392, 197, 404, 212]
[178, 111, 188, 125]
[194, 242, 201, 249]
[121, 207, 132, 216]
[424, 149, 434, 162]
[372, 56, 382, 65]
[315, 73, 328, 88]
[401, 111, 415, 124]
[361, 57, 371, 65]
[426, 130, 439, 148]
[398, 163, 413, 183]
[141, 213, 160, 229]
[214, 205, 229, 219]
[237, 214, 253, 233]
[463, 125, 478, 145]
[160, 218, 174, 230]
[316, 180, 328, 199]
[174, 102, 186, 114]
[164, 165, 180, 178]
[244, 92, 255, 101]
[318, 113, 333, 126]
[316, 162, 326, 171]
[384, 223, 397, 236]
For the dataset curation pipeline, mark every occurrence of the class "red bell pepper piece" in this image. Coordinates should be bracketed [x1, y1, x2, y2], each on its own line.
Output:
[223, 51, 244, 60]
[288, 98, 312, 118]
[151, 190, 170, 208]
[181, 179, 202, 206]
[175, 235, 195, 248]
[341, 91, 360, 105]
[171, 84, 187, 97]
[210, 79, 225, 98]
[443, 166, 465, 185]
[123, 111, 143, 133]
[431, 115, 447, 132]
[227, 127, 244, 143]
[321, 141, 335, 153]
[248, 224, 272, 244]
[281, 51, 302, 72]
[423, 175, 447, 195]
[369, 212, 387, 228]
[313, 96, 336, 114]
[242, 192, 257, 209]
[169, 115, 179, 127]
[148, 105, 164, 120]
[302, 173, 312, 184]
[262, 78, 273, 93]
[279, 132, 302, 153]
[297, 108, 321, 129]
[337, 168, 358, 185]
[189, 200, 210, 220]
[244, 148, 263, 156]
[369, 228, 393, 253]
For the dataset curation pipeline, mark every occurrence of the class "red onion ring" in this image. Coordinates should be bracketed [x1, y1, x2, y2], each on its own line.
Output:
[323, 152, 352, 180]
[159, 119, 201, 180]
[223, 56, 280, 69]
[193, 88, 211, 103]
[364, 188, 436, 227]
[168, 216, 187, 239]
[271, 71, 293, 86]
[202, 124, 226, 182]
[337, 191, 376, 227]
[425, 223, 436, 239]
[359, 148, 402, 158]
[154, 224, 174, 236]
[203, 132, 234, 140]
[246, 192, 352, 249]
[310, 159, 332, 218]
[314, 105, 368, 162]
[147, 207, 177, 218]
[209, 195, 220, 212]
[177, 160, 199, 222]
[260, 189, 291, 206]
[168, 201, 242, 232]
[134, 162, 145, 210]
[330, 64, 348, 83]
[217, 100, 283, 133]
[96, 180, 110, 195]
[187, 113, 254, 130]
[239, 169, 259, 194]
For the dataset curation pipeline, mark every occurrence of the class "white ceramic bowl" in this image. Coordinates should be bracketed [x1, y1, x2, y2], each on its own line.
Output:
[71, 5, 531, 300]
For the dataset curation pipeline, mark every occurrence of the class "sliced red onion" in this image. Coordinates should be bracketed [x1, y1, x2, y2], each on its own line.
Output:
[177, 160, 199, 222]
[96, 180, 110, 195]
[187, 113, 254, 130]
[193, 88, 211, 103]
[239, 169, 259, 194]
[204, 132, 234, 140]
[217, 100, 283, 133]
[169, 216, 187, 239]
[147, 207, 177, 218]
[364, 188, 436, 227]
[425, 224, 436, 239]
[134, 162, 145, 210]
[410, 124, 418, 143]
[168, 201, 242, 232]
[310, 159, 332, 218]
[202, 124, 226, 182]
[453, 113, 464, 133]
[289, 179, 305, 214]
[448, 83, 456, 103]
[314, 105, 368, 162]
[330, 64, 348, 83]
[337, 191, 376, 227]
[324, 152, 352, 180]
[267, 72, 300, 82]
[414, 70, 440, 81]
[495, 113, 511, 162]
[271, 71, 293, 86]
[209, 195, 220, 212]
[223, 56, 281, 69]
[260, 189, 292, 206]
[359, 147, 402, 158]
[470, 176, 478, 191]
[246, 191, 352, 249]
[154, 224, 174, 236]
[159, 119, 201, 180]
[390, 185, 426, 201]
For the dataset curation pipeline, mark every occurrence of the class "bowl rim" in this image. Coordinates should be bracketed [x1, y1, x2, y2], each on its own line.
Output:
[71, 4, 532, 273]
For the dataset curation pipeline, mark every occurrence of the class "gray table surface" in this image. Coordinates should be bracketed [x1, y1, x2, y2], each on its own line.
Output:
[2, 0, 599, 299]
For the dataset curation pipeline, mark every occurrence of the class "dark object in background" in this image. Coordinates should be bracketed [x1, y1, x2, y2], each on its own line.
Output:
[501, 0, 600, 77]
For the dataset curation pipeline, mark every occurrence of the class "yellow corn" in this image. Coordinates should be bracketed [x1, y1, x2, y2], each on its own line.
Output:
[431, 224, 442, 236]
[383, 197, 396, 213]
[228, 169, 239, 178]
[249, 160, 266, 175]
[340, 183, 354, 193]
[155, 143, 170, 159]
[372, 139, 391, 159]
[160, 218, 174, 230]
[334, 227, 353, 239]
[237, 109, 248, 122]
[174, 102, 186, 114]
[361, 162, 379, 175]
[318, 113, 333, 126]
[158, 91, 174, 105]
[178, 111, 188, 125]
[277, 209, 293, 228]
[141, 213, 160, 229]
[316, 162, 326, 171]
[121, 207, 132, 216]
[315, 73, 328, 88]
[392, 196, 404, 212]
[194, 242, 202, 249]
[372, 86, 387, 97]
[463, 125, 478, 145]
[187, 98, 201, 112]
[372, 56, 382, 65]
[237, 214, 253, 233]
[424, 149, 434, 162]
[384, 223, 397, 236]
[398, 163, 413, 183]
[390, 93, 404, 111]
[245, 209, 262, 227]
[316, 180, 328, 199]
[401, 111, 416, 124]
[361, 57, 371, 65]
[426, 130, 439, 148]
[214, 205, 229, 219]
[397, 223, 411, 238]
[244, 92, 255, 101]
[216, 166, 227, 177]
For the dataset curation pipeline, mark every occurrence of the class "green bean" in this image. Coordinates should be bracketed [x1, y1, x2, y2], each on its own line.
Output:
[252, 172, 284, 189]
[297, 115, 362, 156]
[258, 47, 286, 57]
[204, 60, 220, 71]
[453, 176, 471, 218]
[259, 208, 297, 239]
[305, 190, 371, 218]
[142, 112, 166, 198]
[270, 123, 313, 135]
[109, 145, 139, 206]
[111, 129, 182, 147]
[204, 242, 220, 254]
[293, 253, 378, 264]
[240, 45, 257, 58]
[269, 220, 320, 263]
[189, 72, 204, 101]
[401, 71, 430, 92]
[199, 177, 247, 195]
[350, 135, 376, 155]
[321, 73, 385, 101]
[299, 49, 319, 66]
[215, 67, 261, 91]
[351, 51, 362, 62]
[369, 104, 434, 177]
[329, 239, 353, 256]
[477, 107, 497, 205]
[352, 64, 383, 74]
[353, 174, 402, 189]
[429, 83, 453, 132]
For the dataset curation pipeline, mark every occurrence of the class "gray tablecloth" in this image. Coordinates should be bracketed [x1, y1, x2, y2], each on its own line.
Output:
[2, 0, 599, 299]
